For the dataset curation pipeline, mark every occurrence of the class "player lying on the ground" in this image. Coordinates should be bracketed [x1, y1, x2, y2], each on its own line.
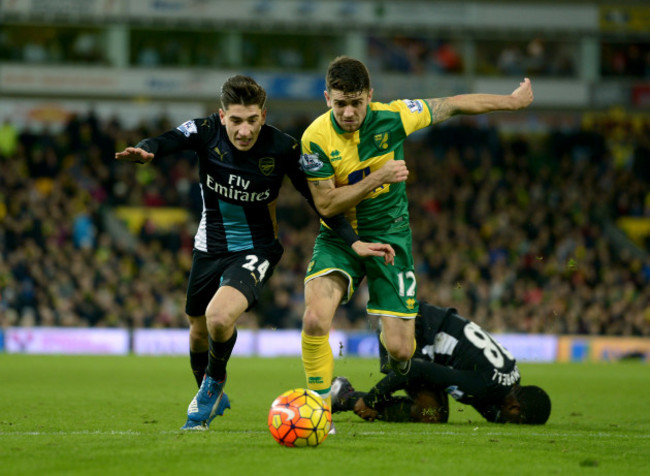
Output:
[331, 301, 551, 424]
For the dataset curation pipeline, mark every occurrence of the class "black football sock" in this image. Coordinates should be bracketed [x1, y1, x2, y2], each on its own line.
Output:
[190, 350, 209, 388]
[205, 329, 238, 381]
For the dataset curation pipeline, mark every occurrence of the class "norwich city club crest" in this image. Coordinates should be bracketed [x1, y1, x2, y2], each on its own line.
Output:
[259, 157, 275, 176]
[373, 132, 390, 151]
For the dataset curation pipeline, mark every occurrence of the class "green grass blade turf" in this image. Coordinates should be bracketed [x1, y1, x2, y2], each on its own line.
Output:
[0, 355, 648, 475]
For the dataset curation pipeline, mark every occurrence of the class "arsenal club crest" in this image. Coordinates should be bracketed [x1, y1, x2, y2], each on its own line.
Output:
[259, 157, 275, 176]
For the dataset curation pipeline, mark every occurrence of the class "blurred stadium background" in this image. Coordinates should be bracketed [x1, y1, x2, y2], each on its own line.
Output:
[0, 0, 648, 361]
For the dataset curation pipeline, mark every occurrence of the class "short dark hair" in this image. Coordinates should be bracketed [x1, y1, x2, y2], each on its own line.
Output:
[517, 385, 551, 424]
[220, 75, 267, 110]
[326, 56, 371, 94]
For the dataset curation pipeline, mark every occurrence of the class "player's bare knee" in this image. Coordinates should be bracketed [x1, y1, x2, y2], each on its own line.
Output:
[205, 309, 236, 337]
[189, 326, 208, 348]
[412, 390, 449, 423]
[302, 307, 330, 335]
[412, 405, 448, 423]
[386, 343, 413, 362]
[187, 315, 208, 349]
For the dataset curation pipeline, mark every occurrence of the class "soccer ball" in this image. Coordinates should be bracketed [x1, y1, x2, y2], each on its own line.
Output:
[268, 388, 331, 447]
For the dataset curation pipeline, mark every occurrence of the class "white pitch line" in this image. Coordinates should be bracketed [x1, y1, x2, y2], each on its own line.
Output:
[0, 429, 268, 436]
[0, 429, 647, 439]
[354, 430, 650, 439]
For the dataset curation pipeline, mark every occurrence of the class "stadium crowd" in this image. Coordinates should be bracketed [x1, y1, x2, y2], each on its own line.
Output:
[0, 109, 649, 336]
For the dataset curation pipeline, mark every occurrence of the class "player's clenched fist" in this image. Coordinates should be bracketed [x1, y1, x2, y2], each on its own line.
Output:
[377, 159, 409, 184]
[510, 78, 533, 109]
[115, 147, 154, 164]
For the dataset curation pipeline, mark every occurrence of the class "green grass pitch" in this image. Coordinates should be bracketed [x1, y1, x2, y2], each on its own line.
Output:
[0, 354, 648, 475]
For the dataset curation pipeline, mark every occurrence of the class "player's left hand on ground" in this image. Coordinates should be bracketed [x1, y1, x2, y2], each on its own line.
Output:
[510, 78, 533, 109]
[351, 241, 395, 265]
[353, 398, 379, 422]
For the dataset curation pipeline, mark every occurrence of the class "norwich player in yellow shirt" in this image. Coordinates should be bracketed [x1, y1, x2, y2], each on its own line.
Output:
[299, 56, 534, 414]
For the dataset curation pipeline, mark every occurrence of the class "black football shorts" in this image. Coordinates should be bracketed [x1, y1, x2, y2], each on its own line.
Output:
[185, 246, 282, 317]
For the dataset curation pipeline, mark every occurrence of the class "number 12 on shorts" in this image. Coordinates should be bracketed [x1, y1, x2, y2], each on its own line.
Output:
[397, 271, 416, 297]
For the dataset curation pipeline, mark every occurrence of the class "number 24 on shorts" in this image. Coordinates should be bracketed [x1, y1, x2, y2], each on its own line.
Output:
[242, 254, 270, 281]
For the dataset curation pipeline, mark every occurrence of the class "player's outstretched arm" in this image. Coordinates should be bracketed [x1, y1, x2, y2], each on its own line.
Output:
[115, 147, 154, 164]
[427, 78, 533, 125]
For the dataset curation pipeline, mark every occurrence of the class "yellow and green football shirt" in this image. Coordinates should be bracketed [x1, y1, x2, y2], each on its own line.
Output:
[300, 99, 432, 236]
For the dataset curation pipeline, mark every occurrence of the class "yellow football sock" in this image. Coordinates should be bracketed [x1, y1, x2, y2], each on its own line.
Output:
[301, 332, 334, 410]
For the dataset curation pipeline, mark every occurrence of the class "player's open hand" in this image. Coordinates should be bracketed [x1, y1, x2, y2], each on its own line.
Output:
[351, 241, 395, 265]
[510, 78, 533, 109]
[353, 398, 378, 422]
[115, 147, 154, 164]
